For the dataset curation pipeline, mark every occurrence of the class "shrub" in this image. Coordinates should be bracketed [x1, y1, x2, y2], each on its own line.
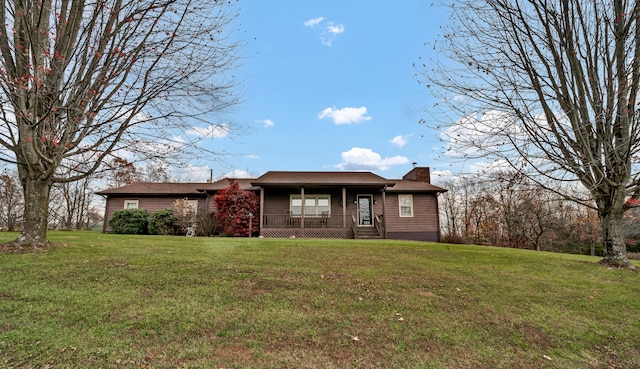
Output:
[213, 179, 259, 236]
[109, 209, 149, 234]
[441, 233, 467, 244]
[149, 209, 177, 235]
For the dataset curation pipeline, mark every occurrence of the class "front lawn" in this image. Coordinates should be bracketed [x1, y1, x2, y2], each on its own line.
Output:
[0, 232, 638, 368]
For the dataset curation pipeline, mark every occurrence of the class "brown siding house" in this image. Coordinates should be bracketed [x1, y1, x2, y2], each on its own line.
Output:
[97, 167, 446, 241]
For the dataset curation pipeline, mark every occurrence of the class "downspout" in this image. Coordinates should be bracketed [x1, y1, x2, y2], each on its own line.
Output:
[203, 190, 210, 215]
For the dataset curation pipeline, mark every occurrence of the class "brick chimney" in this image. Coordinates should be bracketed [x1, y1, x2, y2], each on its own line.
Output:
[403, 167, 431, 183]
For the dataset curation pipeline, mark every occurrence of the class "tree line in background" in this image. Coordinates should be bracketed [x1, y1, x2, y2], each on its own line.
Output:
[437, 171, 640, 256]
[0, 168, 102, 231]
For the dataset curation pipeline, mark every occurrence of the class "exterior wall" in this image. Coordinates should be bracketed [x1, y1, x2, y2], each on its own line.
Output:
[102, 195, 207, 232]
[383, 192, 440, 242]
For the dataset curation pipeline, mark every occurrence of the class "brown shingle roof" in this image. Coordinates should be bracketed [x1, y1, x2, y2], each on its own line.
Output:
[251, 171, 396, 187]
[385, 179, 447, 193]
[96, 178, 260, 196]
[96, 182, 216, 196]
[205, 178, 259, 191]
[96, 173, 446, 195]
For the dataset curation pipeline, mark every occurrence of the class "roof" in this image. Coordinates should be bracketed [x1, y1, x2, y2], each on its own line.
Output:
[96, 178, 260, 196]
[385, 179, 447, 193]
[96, 182, 216, 196]
[251, 171, 396, 187]
[202, 178, 260, 192]
[96, 170, 447, 196]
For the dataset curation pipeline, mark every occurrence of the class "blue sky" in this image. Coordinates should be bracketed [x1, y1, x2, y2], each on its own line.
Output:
[184, 1, 450, 183]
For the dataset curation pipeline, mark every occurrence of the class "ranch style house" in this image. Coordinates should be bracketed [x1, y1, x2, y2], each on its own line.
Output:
[97, 167, 447, 241]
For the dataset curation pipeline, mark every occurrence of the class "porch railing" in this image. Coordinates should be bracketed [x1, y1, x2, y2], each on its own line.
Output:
[374, 214, 384, 236]
[262, 213, 346, 228]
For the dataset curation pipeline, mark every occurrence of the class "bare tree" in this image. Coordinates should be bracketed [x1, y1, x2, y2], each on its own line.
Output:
[0, 0, 240, 248]
[424, 0, 640, 267]
[0, 169, 23, 230]
[437, 172, 601, 252]
[51, 176, 92, 230]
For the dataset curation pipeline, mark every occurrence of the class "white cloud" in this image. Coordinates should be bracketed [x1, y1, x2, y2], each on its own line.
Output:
[390, 135, 410, 147]
[322, 22, 345, 46]
[468, 159, 512, 175]
[175, 167, 255, 182]
[336, 147, 409, 171]
[326, 22, 345, 35]
[318, 106, 371, 125]
[304, 17, 324, 27]
[219, 169, 254, 179]
[187, 124, 230, 138]
[430, 170, 455, 184]
[256, 119, 275, 128]
[171, 135, 186, 144]
[304, 16, 344, 46]
[442, 110, 523, 158]
[175, 164, 213, 182]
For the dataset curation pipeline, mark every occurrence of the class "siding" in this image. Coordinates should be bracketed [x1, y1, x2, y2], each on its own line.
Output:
[383, 193, 440, 240]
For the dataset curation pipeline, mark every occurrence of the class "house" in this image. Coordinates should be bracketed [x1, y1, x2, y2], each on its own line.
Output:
[97, 167, 446, 241]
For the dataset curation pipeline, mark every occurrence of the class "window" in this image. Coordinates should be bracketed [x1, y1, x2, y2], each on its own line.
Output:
[290, 195, 330, 216]
[398, 194, 413, 217]
[124, 200, 139, 209]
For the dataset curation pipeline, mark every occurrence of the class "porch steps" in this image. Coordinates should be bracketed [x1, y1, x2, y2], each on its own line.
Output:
[354, 227, 382, 239]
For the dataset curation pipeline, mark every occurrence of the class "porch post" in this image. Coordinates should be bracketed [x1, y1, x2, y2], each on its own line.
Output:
[300, 186, 305, 229]
[382, 185, 388, 239]
[342, 187, 347, 228]
[259, 187, 264, 233]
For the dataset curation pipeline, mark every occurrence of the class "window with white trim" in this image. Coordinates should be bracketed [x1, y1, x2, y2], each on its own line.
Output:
[124, 200, 139, 209]
[398, 194, 413, 217]
[290, 195, 330, 216]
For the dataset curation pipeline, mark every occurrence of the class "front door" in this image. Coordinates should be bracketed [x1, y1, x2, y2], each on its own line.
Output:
[357, 195, 373, 226]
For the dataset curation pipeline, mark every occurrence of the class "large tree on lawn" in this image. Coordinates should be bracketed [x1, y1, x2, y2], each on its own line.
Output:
[424, 0, 640, 267]
[0, 0, 240, 248]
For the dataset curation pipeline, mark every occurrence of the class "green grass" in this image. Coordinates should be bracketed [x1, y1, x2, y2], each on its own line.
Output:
[0, 232, 639, 368]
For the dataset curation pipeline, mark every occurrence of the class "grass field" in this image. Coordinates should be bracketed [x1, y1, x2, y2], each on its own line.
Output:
[0, 231, 639, 369]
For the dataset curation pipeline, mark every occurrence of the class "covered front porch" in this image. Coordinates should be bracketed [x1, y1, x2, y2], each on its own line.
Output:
[260, 212, 385, 239]
[251, 173, 393, 239]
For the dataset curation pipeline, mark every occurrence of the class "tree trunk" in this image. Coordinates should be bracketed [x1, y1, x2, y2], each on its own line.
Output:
[598, 207, 630, 267]
[13, 176, 53, 248]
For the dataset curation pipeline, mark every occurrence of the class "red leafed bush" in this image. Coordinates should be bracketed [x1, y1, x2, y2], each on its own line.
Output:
[213, 179, 259, 236]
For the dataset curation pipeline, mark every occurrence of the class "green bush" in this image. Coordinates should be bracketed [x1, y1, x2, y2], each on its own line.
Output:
[149, 209, 177, 235]
[109, 209, 149, 234]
